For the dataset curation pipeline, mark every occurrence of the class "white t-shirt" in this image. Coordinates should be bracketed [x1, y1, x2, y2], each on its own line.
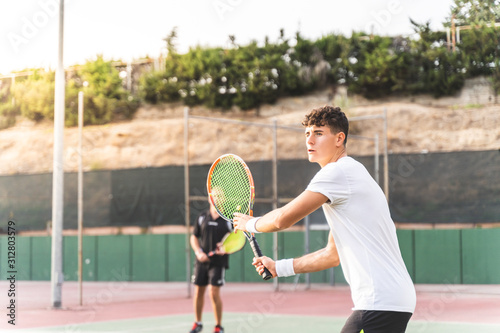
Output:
[306, 156, 416, 313]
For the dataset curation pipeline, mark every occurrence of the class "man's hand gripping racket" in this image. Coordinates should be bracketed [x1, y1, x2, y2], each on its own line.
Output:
[207, 154, 272, 280]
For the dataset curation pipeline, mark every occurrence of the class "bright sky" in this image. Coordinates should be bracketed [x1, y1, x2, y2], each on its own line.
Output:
[0, 0, 454, 75]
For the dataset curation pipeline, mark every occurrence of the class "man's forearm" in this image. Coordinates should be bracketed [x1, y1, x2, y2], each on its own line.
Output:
[190, 235, 202, 254]
[293, 246, 340, 274]
[254, 208, 292, 232]
[255, 191, 327, 233]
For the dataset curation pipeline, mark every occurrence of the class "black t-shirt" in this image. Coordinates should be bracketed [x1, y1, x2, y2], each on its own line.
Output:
[193, 210, 232, 268]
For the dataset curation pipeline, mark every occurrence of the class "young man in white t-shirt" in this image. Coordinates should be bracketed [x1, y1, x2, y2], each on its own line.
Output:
[233, 105, 416, 333]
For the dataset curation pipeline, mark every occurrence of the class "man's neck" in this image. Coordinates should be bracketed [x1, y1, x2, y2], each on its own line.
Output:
[209, 207, 219, 220]
[321, 149, 348, 168]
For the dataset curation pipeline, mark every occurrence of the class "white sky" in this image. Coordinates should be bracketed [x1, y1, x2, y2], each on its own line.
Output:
[0, 0, 454, 75]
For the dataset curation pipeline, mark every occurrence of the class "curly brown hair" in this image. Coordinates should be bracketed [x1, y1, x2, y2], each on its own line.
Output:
[302, 105, 349, 145]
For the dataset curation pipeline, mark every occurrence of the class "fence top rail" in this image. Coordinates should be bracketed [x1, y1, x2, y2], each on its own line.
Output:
[188, 114, 304, 131]
[350, 134, 377, 140]
[188, 114, 378, 141]
[349, 114, 385, 121]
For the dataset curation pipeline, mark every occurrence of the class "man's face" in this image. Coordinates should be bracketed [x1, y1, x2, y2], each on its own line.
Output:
[210, 187, 225, 208]
[305, 125, 344, 167]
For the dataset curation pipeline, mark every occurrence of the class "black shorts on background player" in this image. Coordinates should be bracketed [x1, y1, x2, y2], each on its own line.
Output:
[192, 263, 226, 287]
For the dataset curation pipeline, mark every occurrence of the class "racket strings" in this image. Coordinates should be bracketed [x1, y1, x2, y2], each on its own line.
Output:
[209, 156, 252, 221]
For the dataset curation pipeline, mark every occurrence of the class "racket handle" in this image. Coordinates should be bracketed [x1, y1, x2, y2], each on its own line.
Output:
[249, 236, 272, 281]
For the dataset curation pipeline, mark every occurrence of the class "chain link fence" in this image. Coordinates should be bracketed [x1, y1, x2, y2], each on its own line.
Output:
[1, 115, 498, 232]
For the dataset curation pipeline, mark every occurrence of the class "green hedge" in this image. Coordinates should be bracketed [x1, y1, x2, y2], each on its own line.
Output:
[1, 24, 499, 128]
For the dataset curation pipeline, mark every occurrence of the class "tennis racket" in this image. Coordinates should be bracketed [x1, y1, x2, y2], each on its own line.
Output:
[207, 154, 272, 280]
[208, 230, 246, 256]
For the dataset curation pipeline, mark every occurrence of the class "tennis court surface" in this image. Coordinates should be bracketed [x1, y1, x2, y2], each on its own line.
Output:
[1, 281, 499, 332]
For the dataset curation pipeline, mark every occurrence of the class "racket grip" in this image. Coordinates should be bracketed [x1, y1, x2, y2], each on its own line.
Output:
[249, 236, 272, 281]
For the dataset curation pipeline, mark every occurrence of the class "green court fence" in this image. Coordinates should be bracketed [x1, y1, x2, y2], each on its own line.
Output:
[1, 229, 500, 284]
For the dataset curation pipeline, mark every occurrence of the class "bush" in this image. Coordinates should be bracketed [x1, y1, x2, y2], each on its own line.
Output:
[2, 57, 139, 128]
[3, 22, 499, 127]
[65, 56, 139, 126]
[0, 102, 18, 129]
[0, 80, 19, 129]
[10, 70, 55, 121]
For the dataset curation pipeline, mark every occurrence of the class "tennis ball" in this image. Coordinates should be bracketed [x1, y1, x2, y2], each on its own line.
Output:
[236, 205, 241, 211]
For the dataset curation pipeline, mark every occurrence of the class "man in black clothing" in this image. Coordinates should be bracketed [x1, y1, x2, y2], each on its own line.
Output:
[189, 198, 231, 333]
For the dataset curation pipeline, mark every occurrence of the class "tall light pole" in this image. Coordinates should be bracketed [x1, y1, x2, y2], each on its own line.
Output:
[77, 82, 87, 306]
[51, 0, 65, 309]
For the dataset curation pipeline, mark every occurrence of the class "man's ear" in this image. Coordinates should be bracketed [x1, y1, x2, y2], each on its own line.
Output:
[336, 132, 346, 147]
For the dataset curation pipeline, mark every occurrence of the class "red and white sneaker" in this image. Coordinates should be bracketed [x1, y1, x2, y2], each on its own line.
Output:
[189, 322, 203, 333]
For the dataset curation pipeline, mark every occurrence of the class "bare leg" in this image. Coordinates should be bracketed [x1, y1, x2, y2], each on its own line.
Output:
[193, 285, 206, 322]
[209, 285, 223, 326]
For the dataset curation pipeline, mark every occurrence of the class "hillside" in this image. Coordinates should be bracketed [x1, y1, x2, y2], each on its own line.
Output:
[0, 85, 499, 175]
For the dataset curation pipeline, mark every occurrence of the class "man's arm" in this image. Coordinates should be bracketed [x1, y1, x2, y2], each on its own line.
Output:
[234, 190, 328, 233]
[190, 234, 209, 263]
[294, 231, 340, 273]
[253, 232, 340, 277]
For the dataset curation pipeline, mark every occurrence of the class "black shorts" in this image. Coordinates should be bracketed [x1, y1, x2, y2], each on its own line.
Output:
[192, 262, 225, 287]
[341, 310, 412, 333]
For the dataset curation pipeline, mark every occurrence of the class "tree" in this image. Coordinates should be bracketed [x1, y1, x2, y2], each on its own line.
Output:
[408, 20, 466, 97]
[447, 0, 500, 26]
[10, 70, 55, 121]
[163, 27, 178, 59]
[65, 56, 138, 126]
[0, 79, 18, 129]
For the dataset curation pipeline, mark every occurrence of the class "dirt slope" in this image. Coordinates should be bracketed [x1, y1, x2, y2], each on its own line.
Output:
[0, 89, 499, 175]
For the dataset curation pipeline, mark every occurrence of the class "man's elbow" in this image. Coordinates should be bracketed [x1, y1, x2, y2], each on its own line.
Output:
[332, 257, 340, 267]
[325, 246, 340, 267]
[274, 209, 293, 231]
[321, 254, 339, 269]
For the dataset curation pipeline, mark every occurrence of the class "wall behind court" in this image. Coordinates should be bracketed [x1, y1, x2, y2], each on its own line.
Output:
[1, 229, 500, 284]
